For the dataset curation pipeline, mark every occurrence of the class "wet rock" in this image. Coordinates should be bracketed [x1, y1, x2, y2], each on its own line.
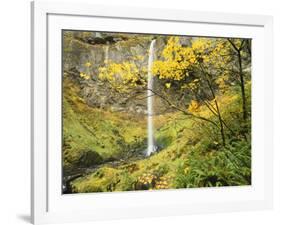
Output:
[77, 149, 103, 167]
[104, 36, 116, 44]
[63, 33, 176, 115]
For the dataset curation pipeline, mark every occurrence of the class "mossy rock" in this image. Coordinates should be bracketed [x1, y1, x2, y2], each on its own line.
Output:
[77, 149, 103, 167]
[72, 167, 120, 192]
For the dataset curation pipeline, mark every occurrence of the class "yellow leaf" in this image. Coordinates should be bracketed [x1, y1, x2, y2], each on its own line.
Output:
[188, 100, 200, 113]
[165, 83, 171, 88]
[84, 62, 91, 67]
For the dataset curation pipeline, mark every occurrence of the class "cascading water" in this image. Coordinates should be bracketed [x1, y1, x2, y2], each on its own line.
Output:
[146, 39, 157, 156]
[104, 44, 109, 64]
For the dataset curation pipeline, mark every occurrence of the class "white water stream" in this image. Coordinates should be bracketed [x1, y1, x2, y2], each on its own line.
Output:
[104, 44, 109, 64]
[146, 39, 157, 156]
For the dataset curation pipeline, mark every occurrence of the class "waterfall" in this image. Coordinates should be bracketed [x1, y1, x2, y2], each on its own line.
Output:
[104, 44, 109, 64]
[146, 39, 157, 156]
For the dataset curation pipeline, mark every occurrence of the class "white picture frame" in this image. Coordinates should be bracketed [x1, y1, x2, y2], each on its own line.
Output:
[31, 1, 273, 224]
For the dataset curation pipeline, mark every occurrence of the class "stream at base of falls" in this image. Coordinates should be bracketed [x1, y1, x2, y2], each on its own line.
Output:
[62, 154, 147, 194]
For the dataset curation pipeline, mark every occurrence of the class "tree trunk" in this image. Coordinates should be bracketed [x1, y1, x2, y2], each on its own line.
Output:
[228, 39, 247, 121]
[209, 90, 226, 146]
[237, 51, 247, 121]
[204, 74, 226, 146]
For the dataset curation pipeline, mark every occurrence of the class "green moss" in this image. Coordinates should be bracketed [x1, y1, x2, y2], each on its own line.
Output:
[63, 77, 147, 173]
[72, 167, 120, 193]
[65, 76, 251, 192]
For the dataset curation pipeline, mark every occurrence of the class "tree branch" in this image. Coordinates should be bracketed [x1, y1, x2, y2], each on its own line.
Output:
[147, 88, 219, 128]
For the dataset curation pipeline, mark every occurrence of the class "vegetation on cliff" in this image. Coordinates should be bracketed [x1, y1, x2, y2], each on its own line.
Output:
[62, 31, 251, 193]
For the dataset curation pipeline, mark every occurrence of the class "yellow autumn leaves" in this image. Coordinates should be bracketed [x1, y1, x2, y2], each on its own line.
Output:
[98, 62, 146, 92]
[165, 83, 171, 89]
[152, 37, 194, 81]
[188, 100, 200, 113]
[81, 36, 238, 93]
[79, 62, 92, 80]
[152, 37, 232, 84]
[137, 173, 171, 190]
[79, 72, 90, 80]
[84, 62, 92, 67]
[137, 173, 156, 186]
[154, 176, 171, 190]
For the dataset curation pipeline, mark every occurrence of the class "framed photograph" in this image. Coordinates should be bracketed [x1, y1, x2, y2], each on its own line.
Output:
[31, 1, 273, 224]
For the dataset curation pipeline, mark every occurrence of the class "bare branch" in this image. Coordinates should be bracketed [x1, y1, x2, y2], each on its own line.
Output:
[147, 88, 219, 128]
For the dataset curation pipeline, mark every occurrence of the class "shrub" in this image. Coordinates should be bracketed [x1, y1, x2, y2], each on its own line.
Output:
[174, 140, 251, 188]
[115, 171, 136, 191]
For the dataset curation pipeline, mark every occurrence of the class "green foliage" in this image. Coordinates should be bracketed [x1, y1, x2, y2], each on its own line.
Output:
[174, 140, 251, 188]
[72, 167, 120, 193]
[63, 32, 252, 193]
[174, 161, 190, 188]
[67, 76, 252, 192]
[115, 171, 136, 191]
[63, 76, 147, 173]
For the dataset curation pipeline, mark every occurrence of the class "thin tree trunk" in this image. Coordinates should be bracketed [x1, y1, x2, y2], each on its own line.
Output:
[198, 63, 226, 146]
[237, 51, 247, 121]
[228, 39, 247, 121]
[202, 99, 235, 136]
[246, 39, 251, 56]
[205, 77, 226, 146]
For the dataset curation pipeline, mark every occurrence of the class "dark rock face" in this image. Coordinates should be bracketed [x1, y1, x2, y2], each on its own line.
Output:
[64, 32, 148, 114]
[63, 31, 192, 115]
[87, 37, 107, 45]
